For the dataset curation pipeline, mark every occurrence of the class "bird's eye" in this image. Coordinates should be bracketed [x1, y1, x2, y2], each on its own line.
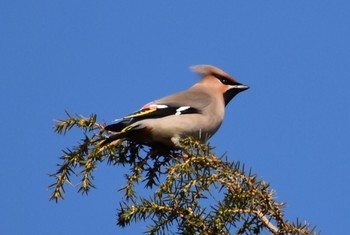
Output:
[214, 74, 231, 85]
[221, 78, 229, 84]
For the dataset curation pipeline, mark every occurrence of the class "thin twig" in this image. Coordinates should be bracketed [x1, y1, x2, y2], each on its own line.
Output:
[255, 209, 279, 234]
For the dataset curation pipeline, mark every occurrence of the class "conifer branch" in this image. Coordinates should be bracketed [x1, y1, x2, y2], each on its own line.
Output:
[50, 112, 318, 234]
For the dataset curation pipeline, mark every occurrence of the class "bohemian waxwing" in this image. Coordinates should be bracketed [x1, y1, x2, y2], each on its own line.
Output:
[103, 65, 249, 148]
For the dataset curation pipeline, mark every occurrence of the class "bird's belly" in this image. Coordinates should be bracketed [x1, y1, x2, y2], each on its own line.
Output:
[144, 115, 222, 147]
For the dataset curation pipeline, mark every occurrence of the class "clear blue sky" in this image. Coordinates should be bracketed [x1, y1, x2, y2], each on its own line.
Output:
[1, 1, 349, 234]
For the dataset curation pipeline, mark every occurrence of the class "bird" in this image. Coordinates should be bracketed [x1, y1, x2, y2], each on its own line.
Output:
[103, 65, 249, 148]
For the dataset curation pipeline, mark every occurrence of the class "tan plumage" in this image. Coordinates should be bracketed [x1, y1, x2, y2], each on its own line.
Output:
[104, 65, 249, 148]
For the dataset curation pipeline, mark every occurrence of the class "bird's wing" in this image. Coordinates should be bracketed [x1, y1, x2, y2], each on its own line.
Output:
[155, 89, 212, 110]
[104, 103, 200, 132]
[105, 89, 212, 133]
[126, 103, 200, 119]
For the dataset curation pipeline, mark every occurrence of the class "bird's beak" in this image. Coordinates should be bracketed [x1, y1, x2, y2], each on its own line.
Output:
[231, 84, 250, 91]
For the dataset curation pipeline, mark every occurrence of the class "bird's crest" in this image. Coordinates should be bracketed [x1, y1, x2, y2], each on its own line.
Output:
[191, 64, 238, 83]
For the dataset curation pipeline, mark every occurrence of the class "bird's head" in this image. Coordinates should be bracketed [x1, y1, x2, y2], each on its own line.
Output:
[191, 65, 249, 106]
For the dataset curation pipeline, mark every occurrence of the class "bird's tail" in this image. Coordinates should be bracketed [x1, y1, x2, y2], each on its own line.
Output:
[100, 123, 145, 146]
[100, 132, 127, 146]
